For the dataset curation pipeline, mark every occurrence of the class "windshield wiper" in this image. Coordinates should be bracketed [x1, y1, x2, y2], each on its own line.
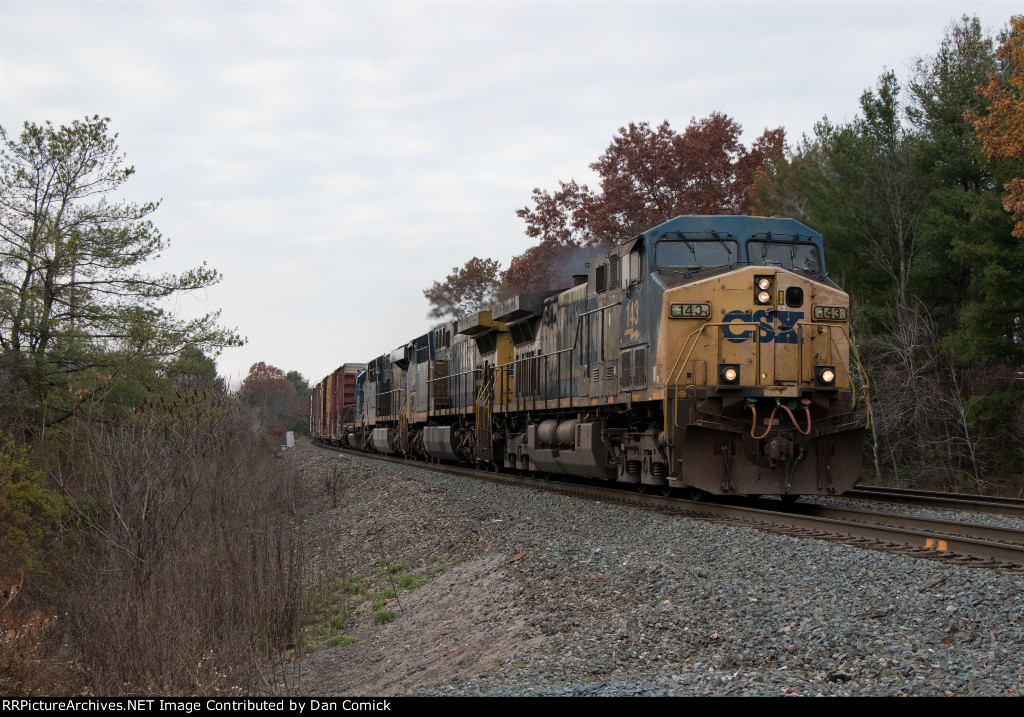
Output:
[711, 230, 733, 259]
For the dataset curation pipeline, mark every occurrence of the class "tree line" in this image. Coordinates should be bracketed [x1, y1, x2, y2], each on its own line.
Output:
[0, 118, 306, 693]
[237, 360, 313, 439]
[426, 14, 1024, 495]
[752, 15, 1024, 493]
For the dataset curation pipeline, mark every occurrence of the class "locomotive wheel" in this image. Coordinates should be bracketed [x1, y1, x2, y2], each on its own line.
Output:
[637, 483, 648, 494]
[688, 487, 706, 501]
[661, 484, 674, 498]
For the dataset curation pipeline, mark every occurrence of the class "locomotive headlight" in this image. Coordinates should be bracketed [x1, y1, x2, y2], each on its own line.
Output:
[815, 365, 837, 387]
[754, 276, 773, 305]
[718, 363, 740, 387]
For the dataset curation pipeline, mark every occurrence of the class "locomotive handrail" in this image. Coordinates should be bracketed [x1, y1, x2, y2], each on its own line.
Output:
[491, 359, 519, 410]
[790, 320, 871, 426]
[666, 319, 715, 389]
[510, 304, 620, 402]
[426, 367, 478, 381]
[665, 320, 764, 432]
[664, 319, 871, 431]
[426, 366, 481, 413]
[493, 311, 588, 407]
[521, 304, 618, 364]
[475, 369, 495, 408]
[666, 320, 713, 433]
[824, 323, 872, 429]
[427, 303, 621, 414]
[376, 386, 405, 419]
[481, 363, 513, 407]
[666, 321, 766, 388]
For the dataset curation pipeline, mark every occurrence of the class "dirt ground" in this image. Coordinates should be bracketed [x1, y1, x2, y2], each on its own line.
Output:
[296, 555, 545, 695]
[289, 445, 546, 695]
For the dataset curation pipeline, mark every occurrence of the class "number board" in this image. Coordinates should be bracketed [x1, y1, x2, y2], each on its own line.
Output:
[813, 305, 848, 321]
[669, 303, 711, 319]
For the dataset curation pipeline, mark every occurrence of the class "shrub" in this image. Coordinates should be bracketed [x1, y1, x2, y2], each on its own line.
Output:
[48, 379, 304, 695]
[0, 433, 64, 582]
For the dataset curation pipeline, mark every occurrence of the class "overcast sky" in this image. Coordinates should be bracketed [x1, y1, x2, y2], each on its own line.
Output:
[1, 1, 1018, 387]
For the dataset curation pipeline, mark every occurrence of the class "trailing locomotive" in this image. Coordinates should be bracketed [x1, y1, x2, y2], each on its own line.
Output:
[312, 215, 869, 497]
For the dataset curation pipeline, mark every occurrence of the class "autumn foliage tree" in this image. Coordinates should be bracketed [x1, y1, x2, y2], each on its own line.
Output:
[423, 256, 502, 320]
[968, 14, 1024, 237]
[501, 242, 609, 296]
[506, 115, 785, 294]
[238, 362, 300, 434]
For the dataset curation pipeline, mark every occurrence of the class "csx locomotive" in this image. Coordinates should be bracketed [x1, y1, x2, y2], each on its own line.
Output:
[312, 215, 869, 497]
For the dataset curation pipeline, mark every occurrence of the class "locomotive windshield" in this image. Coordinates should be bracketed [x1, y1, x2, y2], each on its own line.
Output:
[655, 239, 738, 269]
[747, 240, 822, 274]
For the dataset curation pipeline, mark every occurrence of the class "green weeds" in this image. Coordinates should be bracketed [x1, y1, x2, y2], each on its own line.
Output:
[428, 556, 464, 575]
[302, 559, 436, 649]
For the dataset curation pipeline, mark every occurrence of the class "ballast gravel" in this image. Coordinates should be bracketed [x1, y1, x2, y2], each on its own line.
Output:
[286, 442, 1024, 697]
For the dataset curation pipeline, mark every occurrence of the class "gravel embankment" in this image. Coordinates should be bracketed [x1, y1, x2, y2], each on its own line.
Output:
[285, 442, 1024, 697]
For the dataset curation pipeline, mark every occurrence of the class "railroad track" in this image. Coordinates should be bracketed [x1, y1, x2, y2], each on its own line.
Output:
[846, 485, 1024, 519]
[313, 443, 1024, 574]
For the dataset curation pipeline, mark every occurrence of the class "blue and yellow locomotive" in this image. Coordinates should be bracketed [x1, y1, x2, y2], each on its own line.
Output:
[312, 215, 868, 497]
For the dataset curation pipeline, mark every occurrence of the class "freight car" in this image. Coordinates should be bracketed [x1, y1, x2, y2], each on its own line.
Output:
[312, 215, 869, 497]
[310, 362, 365, 443]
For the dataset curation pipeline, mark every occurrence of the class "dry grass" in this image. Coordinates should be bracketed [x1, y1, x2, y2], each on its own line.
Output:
[2, 380, 305, 696]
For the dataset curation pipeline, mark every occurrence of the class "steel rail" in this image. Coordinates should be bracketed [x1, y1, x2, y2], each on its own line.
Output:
[311, 442, 1024, 572]
[846, 485, 1024, 519]
[752, 499, 1024, 547]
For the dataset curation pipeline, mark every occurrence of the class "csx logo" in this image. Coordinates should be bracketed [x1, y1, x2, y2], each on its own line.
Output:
[723, 310, 804, 344]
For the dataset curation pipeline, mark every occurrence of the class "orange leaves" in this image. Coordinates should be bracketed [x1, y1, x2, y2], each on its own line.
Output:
[508, 115, 785, 294]
[596, 115, 784, 221]
[968, 15, 1024, 236]
[1002, 177, 1024, 237]
[239, 362, 302, 432]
